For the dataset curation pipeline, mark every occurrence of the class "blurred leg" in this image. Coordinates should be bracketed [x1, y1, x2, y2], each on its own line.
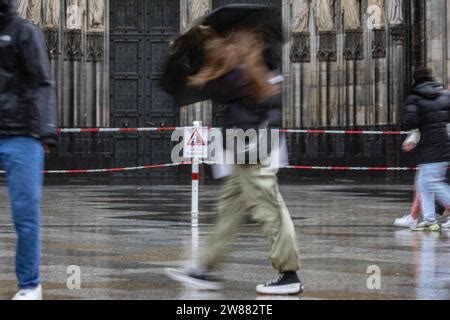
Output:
[410, 189, 421, 220]
[240, 165, 300, 272]
[416, 163, 449, 223]
[200, 171, 245, 270]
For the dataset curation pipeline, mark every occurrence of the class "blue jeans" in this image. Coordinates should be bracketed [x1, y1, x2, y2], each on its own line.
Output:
[0, 137, 43, 289]
[416, 162, 450, 223]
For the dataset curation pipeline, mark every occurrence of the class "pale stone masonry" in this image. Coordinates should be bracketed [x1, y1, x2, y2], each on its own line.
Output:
[23, 0, 450, 130]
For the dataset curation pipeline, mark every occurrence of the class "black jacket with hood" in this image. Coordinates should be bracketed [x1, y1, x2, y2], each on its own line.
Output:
[0, 0, 57, 145]
[404, 81, 450, 164]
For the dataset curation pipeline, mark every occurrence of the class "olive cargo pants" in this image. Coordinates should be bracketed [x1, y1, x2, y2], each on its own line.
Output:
[200, 164, 300, 272]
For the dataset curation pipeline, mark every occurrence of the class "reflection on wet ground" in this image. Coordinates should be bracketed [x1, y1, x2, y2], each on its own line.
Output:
[0, 182, 449, 300]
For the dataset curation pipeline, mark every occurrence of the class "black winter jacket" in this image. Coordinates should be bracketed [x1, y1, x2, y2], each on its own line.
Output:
[0, 1, 58, 145]
[204, 68, 282, 130]
[404, 81, 450, 164]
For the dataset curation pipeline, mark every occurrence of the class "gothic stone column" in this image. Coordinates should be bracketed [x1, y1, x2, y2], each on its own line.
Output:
[387, 0, 406, 125]
[180, 0, 212, 127]
[283, 0, 295, 128]
[426, 0, 449, 86]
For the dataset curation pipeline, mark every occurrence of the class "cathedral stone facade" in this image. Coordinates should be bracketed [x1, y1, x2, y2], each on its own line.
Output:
[21, 1, 450, 178]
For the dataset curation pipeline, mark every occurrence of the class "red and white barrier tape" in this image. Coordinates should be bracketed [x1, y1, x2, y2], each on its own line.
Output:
[0, 162, 419, 175]
[283, 166, 416, 171]
[57, 127, 410, 136]
[202, 161, 417, 171]
[0, 162, 188, 175]
[279, 129, 410, 135]
[57, 127, 178, 133]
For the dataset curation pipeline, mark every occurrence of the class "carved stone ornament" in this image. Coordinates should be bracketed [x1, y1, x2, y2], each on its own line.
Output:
[16, 0, 28, 18]
[291, 32, 310, 63]
[66, 0, 85, 30]
[341, 0, 361, 30]
[87, 32, 104, 62]
[64, 29, 82, 61]
[189, 0, 209, 22]
[368, 0, 385, 29]
[344, 30, 364, 60]
[372, 28, 386, 58]
[313, 0, 335, 32]
[89, 0, 105, 31]
[42, 0, 60, 27]
[388, 0, 403, 25]
[391, 24, 405, 43]
[43, 27, 59, 59]
[292, 0, 310, 33]
[318, 31, 337, 62]
[27, 0, 41, 24]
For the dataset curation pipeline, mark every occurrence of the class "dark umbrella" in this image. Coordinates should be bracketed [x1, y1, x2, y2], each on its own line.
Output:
[159, 4, 283, 106]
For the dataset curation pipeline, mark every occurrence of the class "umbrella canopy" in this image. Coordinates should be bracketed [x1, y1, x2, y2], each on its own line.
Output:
[160, 4, 283, 106]
[196, 4, 282, 42]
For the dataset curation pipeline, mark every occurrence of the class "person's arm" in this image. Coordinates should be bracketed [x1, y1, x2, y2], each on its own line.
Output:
[19, 23, 58, 146]
[402, 129, 420, 152]
[402, 95, 421, 152]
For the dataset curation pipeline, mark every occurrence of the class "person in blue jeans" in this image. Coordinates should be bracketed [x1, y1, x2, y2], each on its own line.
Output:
[404, 67, 450, 232]
[0, 0, 58, 300]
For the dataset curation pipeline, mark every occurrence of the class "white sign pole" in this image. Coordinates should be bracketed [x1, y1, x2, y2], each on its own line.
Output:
[191, 121, 201, 217]
[191, 121, 201, 258]
[183, 120, 208, 259]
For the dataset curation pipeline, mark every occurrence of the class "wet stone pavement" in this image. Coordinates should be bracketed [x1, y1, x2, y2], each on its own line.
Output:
[0, 182, 450, 300]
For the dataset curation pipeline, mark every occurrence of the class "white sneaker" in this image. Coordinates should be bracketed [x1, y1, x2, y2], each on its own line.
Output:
[394, 215, 418, 228]
[165, 268, 223, 291]
[441, 219, 450, 228]
[12, 285, 42, 300]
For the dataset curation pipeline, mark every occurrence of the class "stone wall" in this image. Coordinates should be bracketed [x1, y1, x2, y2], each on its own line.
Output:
[178, 0, 416, 130]
[179, 0, 212, 126]
[425, 0, 449, 87]
[29, 0, 435, 130]
[284, 0, 411, 129]
[29, 0, 430, 177]
[22, 0, 109, 128]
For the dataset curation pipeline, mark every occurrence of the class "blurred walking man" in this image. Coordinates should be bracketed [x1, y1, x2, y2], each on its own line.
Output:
[0, 0, 57, 300]
[404, 67, 450, 232]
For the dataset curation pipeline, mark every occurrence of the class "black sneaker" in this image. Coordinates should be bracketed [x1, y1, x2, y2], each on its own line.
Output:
[256, 272, 304, 295]
[165, 267, 223, 291]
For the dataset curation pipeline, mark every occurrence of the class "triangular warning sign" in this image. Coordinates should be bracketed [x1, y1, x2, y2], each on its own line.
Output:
[187, 128, 206, 146]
